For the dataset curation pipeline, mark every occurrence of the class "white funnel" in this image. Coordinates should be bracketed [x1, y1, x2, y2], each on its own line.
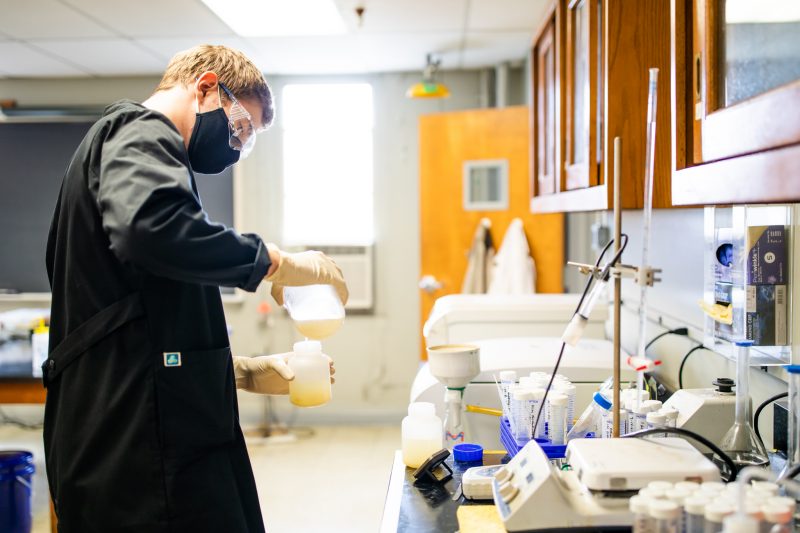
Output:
[426, 344, 481, 389]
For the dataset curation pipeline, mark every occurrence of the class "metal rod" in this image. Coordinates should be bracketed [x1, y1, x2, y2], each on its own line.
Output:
[613, 136, 622, 438]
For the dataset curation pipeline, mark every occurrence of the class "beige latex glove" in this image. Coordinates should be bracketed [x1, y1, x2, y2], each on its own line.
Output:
[265, 243, 349, 306]
[232, 354, 336, 395]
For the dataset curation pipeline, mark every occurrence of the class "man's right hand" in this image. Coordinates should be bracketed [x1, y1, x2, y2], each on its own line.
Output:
[265, 244, 349, 306]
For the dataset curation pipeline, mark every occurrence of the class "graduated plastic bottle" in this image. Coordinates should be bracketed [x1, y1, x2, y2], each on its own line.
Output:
[529, 388, 546, 439]
[554, 379, 577, 431]
[547, 393, 569, 445]
[512, 388, 531, 441]
[402, 402, 443, 468]
[288, 341, 331, 407]
[567, 392, 611, 440]
[499, 370, 517, 419]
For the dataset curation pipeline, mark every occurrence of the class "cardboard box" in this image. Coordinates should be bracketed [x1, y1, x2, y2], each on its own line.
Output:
[747, 225, 787, 285]
[746, 284, 787, 346]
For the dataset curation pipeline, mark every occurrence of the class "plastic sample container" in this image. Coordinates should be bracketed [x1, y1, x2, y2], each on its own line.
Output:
[283, 284, 345, 339]
[288, 340, 332, 407]
[0, 451, 34, 533]
[402, 402, 443, 468]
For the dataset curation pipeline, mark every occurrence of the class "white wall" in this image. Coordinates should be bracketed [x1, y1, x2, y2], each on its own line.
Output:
[0, 70, 502, 428]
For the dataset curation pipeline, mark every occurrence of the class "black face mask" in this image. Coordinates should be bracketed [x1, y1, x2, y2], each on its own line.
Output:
[187, 107, 240, 175]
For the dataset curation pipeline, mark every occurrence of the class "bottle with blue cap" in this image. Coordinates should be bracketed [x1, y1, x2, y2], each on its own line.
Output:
[719, 340, 769, 468]
[567, 391, 612, 441]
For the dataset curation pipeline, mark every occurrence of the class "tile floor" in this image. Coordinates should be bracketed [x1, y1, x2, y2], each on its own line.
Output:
[0, 424, 401, 533]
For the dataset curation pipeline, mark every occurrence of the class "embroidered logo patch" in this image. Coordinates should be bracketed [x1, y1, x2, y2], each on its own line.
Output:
[163, 352, 182, 367]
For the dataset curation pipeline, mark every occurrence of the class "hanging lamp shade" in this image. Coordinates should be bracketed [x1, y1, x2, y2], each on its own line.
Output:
[407, 54, 450, 99]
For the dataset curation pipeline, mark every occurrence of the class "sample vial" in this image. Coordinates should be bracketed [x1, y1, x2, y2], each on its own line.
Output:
[401, 402, 443, 468]
[761, 503, 793, 533]
[553, 380, 576, 431]
[511, 388, 531, 441]
[547, 393, 569, 445]
[683, 496, 710, 533]
[529, 388, 546, 439]
[288, 340, 332, 408]
[499, 370, 517, 418]
[660, 407, 679, 428]
[649, 499, 681, 533]
[703, 502, 734, 533]
[630, 495, 653, 533]
[646, 411, 668, 438]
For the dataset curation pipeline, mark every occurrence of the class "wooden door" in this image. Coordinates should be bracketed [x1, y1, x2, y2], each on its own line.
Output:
[419, 106, 565, 358]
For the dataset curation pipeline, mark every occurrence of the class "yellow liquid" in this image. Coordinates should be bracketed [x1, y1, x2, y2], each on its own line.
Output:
[289, 380, 331, 408]
[294, 318, 343, 340]
[402, 438, 442, 469]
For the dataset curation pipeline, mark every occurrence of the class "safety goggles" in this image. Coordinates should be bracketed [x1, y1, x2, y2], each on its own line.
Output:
[219, 82, 257, 158]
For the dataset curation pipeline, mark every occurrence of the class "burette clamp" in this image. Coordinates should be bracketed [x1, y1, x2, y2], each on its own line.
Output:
[566, 262, 662, 287]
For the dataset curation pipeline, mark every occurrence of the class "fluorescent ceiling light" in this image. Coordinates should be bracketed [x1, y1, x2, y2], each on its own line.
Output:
[201, 0, 346, 36]
[725, 0, 800, 23]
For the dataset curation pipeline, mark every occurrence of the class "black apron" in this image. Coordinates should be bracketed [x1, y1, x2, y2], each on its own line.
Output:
[44, 100, 270, 533]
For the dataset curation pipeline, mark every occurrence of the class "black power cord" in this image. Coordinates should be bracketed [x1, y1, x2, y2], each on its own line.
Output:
[624, 427, 739, 482]
[645, 328, 690, 351]
[532, 235, 630, 436]
[753, 391, 788, 443]
[678, 345, 712, 389]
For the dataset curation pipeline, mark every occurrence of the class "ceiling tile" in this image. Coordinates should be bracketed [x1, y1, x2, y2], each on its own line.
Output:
[248, 36, 369, 74]
[460, 31, 531, 68]
[32, 39, 167, 75]
[468, 0, 549, 32]
[355, 33, 466, 72]
[135, 37, 258, 63]
[0, 0, 115, 39]
[334, 0, 468, 33]
[61, 0, 235, 38]
[0, 42, 89, 76]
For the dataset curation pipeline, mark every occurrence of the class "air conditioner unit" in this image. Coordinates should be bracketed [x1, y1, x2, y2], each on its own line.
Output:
[301, 245, 373, 311]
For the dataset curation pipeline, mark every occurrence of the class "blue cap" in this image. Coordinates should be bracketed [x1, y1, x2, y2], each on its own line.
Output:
[453, 443, 483, 462]
[734, 340, 754, 347]
[593, 392, 612, 410]
[786, 365, 800, 374]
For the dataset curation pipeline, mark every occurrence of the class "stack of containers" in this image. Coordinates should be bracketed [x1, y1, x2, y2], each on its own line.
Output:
[629, 480, 798, 533]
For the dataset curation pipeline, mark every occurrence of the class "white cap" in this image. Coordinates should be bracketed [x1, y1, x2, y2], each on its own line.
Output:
[751, 481, 779, 495]
[675, 481, 700, 492]
[638, 487, 666, 500]
[409, 402, 436, 417]
[549, 393, 568, 407]
[648, 499, 680, 520]
[554, 380, 576, 392]
[529, 388, 545, 400]
[293, 340, 323, 355]
[665, 488, 691, 505]
[641, 399, 663, 412]
[513, 388, 528, 401]
[704, 502, 734, 522]
[766, 496, 796, 510]
[647, 481, 674, 492]
[519, 376, 535, 387]
[701, 481, 726, 493]
[721, 515, 760, 533]
[646, 412, 667, 425]
[499, 370, 517, 382]
[683, 496, 710, 515]
[660, 407, 679, 421]
[761, 503, 793, 524]
[629, 495, 650, 514]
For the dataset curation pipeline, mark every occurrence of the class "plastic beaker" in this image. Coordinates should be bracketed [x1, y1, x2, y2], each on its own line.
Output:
[283, 284, 345, 339]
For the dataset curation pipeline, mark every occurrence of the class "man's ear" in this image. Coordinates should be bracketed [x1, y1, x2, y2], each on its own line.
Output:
[194, 71, 220, 110]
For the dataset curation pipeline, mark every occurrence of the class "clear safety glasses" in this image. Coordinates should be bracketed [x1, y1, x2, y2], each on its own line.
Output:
[219, 82, 257, 158]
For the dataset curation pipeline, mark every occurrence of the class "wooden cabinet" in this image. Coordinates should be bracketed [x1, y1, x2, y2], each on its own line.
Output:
[530, 0, 673, 213]
[671, 0, 800, 205]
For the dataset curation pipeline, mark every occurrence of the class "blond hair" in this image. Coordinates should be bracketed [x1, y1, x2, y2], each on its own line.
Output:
[156, 44, 274, 127]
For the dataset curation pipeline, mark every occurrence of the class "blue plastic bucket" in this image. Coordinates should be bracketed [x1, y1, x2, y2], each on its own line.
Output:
[0, 451, 35, 533]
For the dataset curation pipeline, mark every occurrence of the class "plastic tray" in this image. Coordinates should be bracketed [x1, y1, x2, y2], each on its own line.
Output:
[499, 416, 568, 459]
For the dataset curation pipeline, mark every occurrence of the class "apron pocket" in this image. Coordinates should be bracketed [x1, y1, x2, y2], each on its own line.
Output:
[155, 346, 236, 457]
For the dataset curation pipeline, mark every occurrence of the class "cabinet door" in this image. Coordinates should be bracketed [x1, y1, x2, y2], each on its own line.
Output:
[564, 0, 602, 190]
[534, 19, 558, 196]
[694, 0, 800, 163]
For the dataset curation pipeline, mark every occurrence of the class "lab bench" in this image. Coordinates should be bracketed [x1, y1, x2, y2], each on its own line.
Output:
[380, 449, 509, 533]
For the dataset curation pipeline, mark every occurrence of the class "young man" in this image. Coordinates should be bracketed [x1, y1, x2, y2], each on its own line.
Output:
[44, 45, 346, 532]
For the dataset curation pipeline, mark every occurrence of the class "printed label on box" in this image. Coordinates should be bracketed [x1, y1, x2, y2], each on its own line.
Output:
[746, 284, 787, 346]
[747, 225, 787, 285]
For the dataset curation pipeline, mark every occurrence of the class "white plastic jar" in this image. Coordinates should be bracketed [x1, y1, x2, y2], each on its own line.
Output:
[401, 402, 443, 468]
[288, 340, 332, 408]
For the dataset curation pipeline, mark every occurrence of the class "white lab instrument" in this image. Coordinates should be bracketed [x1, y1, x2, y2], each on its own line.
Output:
[422, 293, 608, 347]
[462, 465, 504, 500]
[288, 340, 331, 407]
[780, 364, 800, 478]
[662, 386, 739, 452]
[401, 402, 442, 468]
[425, 344, 481, 445]
[410, 337, 635, 449]
[492, 438, 721, 531]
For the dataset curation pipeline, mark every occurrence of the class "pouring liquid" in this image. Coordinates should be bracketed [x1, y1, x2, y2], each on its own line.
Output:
[294, 318, 343, 340]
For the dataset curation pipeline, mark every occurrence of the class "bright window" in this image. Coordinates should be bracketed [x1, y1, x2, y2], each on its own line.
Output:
[282, 83, 374, 245]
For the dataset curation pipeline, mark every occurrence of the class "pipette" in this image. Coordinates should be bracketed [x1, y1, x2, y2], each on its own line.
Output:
[632, 68, 659, 408]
